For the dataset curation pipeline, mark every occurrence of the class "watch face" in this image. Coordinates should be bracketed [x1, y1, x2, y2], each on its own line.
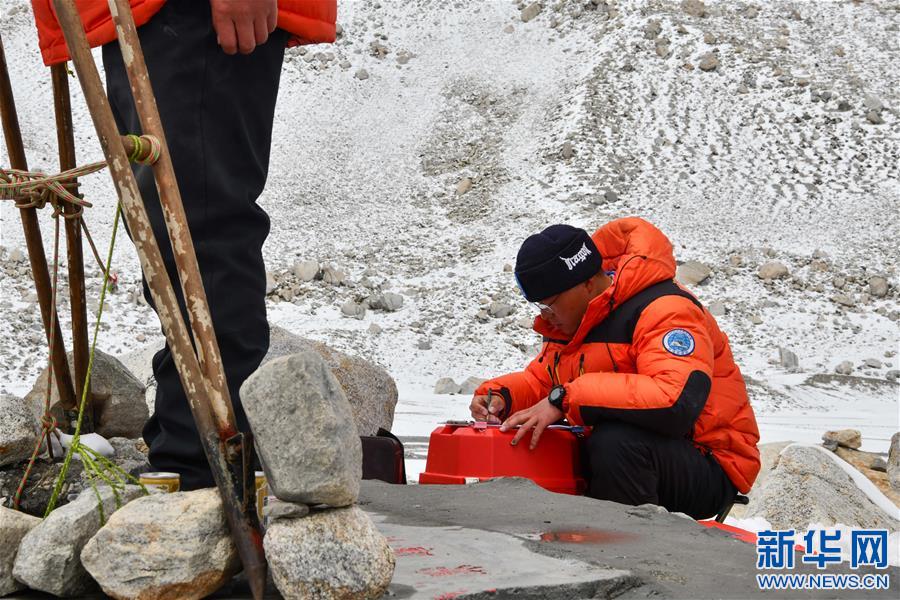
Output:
[550, 386, 563, 402]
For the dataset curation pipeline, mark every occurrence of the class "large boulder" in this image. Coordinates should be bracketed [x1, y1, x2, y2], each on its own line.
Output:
[25, 349, 148, 439]
[263, 326, 397, 436]
[0, 507, 41, 596]
[81, 488, 240, 600]
[242, 352, 362, 507]
[728, 441, 792, 519]
[889, 432, 900, 491]
[744, 444, 899, 531]
[264, 506, 394, 600]
[13, 485, 143, 596]
[0, 393, 41, 467]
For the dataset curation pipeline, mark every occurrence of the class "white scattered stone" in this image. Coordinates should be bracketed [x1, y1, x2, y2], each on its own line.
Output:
[676, 260, 711, 286]
[869, 276, 889, 298]
[293, 260, 320, 282]
[13, 485, 144, 597]
[863, 357, 883, 369]
[81, 489, 239, 600]
[682, 0, 707, 18]
[0, 394, 40, 467]
[520, 2, 543, 23]
[834, 360, 853, 375]
[433, 377, 461, 395]
[488, 301, 515, 318]
[778, 347, 799, 371]
[459, 376, 487, 396]
[241, 353, 362, 507]
[758, 261, 789, 280]
[354, 68, 370, 80]
[265, 506, 394, 600]
[322, 266, 346, 286]
[455, 177, 473, 195]
[368, 322, 383, 335]
[266, 271, 277, 295]
[0, 507, 40, 596]
[341, 300, 366, 320]
[707, 301, 726, 316]
[698, 53, 719, 72]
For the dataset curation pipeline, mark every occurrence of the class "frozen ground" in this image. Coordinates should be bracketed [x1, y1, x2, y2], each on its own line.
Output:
[1, 0, 898, 480]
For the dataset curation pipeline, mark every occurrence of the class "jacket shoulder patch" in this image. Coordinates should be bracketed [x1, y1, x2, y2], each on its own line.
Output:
[662, 329, 695, 356]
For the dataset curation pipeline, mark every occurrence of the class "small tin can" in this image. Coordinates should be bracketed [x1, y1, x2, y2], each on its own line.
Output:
[139, 472, 180, 494]
[254, 471, 268, 521]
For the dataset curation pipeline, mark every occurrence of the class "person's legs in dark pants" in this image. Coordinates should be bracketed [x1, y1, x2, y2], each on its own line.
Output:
[583, 421, 737, 519]
[102, 0, 289, 489]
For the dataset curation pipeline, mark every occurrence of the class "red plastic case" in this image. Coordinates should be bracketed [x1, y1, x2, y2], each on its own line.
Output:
[419, 424, 587, 495]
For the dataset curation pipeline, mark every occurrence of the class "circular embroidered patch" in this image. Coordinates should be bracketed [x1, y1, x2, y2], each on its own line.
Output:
[662, 329, 695, 356]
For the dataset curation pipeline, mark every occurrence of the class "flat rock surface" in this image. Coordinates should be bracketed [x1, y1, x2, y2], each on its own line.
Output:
[359, 478, 899, 599]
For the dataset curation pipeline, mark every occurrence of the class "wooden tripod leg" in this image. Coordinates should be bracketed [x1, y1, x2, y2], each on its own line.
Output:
[0, 33, 78, 420]
[51, 2, 266, 597]
[51, 63, 94, 432]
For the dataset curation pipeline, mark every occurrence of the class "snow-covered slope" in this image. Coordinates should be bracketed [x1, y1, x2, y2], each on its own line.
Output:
[1, 1, 898, 453]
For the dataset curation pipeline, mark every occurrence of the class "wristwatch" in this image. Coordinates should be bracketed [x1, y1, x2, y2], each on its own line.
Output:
[548, 384, 567, 412]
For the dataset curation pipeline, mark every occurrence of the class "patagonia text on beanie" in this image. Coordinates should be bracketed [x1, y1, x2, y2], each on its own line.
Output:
[514, 224, 602, 302]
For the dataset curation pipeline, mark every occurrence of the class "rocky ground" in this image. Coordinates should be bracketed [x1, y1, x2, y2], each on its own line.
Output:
[1, 1, 898, 457]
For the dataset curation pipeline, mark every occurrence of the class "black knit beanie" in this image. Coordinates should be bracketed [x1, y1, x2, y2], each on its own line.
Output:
[514, 224, 602, 302]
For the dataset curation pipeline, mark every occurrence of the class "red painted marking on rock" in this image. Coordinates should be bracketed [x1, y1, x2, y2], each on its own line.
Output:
[395, 546, 434, 556]
[417, 565, 486, 577]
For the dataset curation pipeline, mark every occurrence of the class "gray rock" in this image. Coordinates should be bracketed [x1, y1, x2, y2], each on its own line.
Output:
[25, 349, 148, 439]
[265, 506, 394, 600]
[0, 394, 40, 467]
[676, 260, 711, 286]
[433, 377, 461, 395]
[866, 110, 885, 125]
[560, 141, 574, 159]
[368, 323, 383, 335]
[863, 94, 884, 113]
[698, 53, 719, 72]
[13, 485, 143, 596]
[8, 248, 25, 263]
[778, 347, 799, 371]
[341, 300, 366, 320]
[889, 433, 900, 491]
[832, 293, 856, 307]
[0, 507, 41, 596]
[822, 429, 861, 450]
[242, 353, 362, 507]
[292, 260, 320, 282]
[322, 266, 346, 286]
[887, 370, 900, 381]
[262, 498, 310, 522]
[354, 69, 369, 80]
[644, 19, 662, 39]
[758, 261, 789, 280]
[369, 292, 404, 312]
[459, 376, 487, 396]
[81, 488, 239, 600]
[682, 0, 707, 18]
[864, 358, 883, 369]
[455, 177, 472, 195]
[488, 301, 515, 318]
[417, 339, 432, 350]
[106, 437, 150, 478]
[707, 301, 726, 317]
[263, 327, 397, 436]
[520, 2, 542, 23]
[265, 272, 277, 295]
[603, 189, 619, 203]
[871, 457, 887, 472]
[869, 276, 889, 297]
[745, 444, 899, 530]
[834, 360, 853, 375]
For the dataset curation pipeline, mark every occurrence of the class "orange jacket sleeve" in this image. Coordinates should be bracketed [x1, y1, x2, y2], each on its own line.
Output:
[475, 342, 556, 417]
[565, 296, 714, 438]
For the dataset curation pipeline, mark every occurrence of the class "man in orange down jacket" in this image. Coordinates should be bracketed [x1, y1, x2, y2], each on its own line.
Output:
[469, 218, 761, 519]
[32, 0, 336, 489]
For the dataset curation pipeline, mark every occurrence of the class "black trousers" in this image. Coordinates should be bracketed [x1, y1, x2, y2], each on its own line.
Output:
[582, 421, 737, 520]
[103, 0, 288, 490]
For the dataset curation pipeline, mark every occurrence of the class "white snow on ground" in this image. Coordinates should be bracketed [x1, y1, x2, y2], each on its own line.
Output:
[1, 0, 898, 522]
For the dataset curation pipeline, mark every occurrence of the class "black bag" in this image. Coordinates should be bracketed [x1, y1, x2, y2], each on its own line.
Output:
[360, 428, 406, 485]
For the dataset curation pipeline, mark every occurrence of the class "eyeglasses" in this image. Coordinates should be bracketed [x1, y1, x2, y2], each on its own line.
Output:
[532, 293, 562, 314]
